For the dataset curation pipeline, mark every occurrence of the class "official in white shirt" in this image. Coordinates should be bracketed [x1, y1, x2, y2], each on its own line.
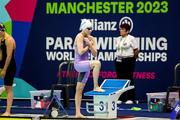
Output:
[115, 23, 139, 104]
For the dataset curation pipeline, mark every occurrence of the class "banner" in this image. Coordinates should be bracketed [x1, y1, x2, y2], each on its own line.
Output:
[1, 0, 180, 100]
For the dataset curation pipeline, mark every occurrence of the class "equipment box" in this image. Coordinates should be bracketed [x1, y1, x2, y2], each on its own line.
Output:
[146, 92, 179, 112]
[30, 90, 61, 109]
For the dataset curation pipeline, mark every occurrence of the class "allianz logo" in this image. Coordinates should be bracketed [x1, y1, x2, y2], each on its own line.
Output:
[87, 17, 133, 32]
[88, 19, 117, 31]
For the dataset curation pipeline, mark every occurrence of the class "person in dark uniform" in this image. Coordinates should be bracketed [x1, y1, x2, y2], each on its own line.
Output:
[0, 23, 16, 116]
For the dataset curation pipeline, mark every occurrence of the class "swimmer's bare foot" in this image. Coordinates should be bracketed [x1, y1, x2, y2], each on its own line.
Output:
[75, 113, 86, 118]
[94, 87, 105, 92]
[1, 112, 10, 116]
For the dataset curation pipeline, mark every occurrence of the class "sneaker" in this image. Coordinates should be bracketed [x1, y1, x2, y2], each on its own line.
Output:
[125, 100, 133, 104]
[117, 100, 122, 104]
[134, 100, 139, 104]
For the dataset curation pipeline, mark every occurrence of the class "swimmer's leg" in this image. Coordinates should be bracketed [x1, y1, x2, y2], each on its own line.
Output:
[75, 72, 89, 118]
[90, 60, 104, 92]
[75, 82, 86, 118]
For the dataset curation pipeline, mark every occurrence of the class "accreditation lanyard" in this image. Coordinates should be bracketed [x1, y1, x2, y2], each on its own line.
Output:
[117, 37, 127, 55]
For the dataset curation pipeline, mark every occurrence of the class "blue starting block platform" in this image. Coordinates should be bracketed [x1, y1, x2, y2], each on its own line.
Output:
[84, 79, 134, 119]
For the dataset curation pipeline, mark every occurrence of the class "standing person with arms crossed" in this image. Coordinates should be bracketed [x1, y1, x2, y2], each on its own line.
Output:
[0, 23, 16, 116]
[115, 23, 139, 104]
[74, 19, 104, 118]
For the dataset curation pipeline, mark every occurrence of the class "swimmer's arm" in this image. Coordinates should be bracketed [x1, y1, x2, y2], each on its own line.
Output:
[88, 36, 97, 57]
[3, 37, 14, 71]
[76, 35, 89, 55]
[134, 48, 139, 59]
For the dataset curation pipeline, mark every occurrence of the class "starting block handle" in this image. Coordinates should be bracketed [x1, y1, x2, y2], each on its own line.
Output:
[116, 85, 135, 94]
[86, 102, 109, 114]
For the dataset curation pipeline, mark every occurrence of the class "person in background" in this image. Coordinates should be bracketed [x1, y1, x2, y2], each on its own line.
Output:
[0, 23, 16, 116]
[74, 19, 104, 118]
[115, 23, 139, 104]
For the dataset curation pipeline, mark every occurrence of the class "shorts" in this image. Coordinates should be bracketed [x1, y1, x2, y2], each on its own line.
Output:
[74, 60, 91, 83]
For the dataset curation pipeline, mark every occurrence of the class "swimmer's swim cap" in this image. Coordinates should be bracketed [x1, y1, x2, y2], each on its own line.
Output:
[79, 19, 92, 31]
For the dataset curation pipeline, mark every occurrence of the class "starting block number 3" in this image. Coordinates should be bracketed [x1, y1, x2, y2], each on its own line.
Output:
[99, 101, 116, 111]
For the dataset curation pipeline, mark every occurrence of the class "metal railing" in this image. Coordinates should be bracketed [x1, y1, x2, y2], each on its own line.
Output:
[174, 63, 180, 86]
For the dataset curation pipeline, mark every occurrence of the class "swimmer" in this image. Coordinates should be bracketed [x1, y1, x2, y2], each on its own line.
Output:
[74, 19, 104, 118]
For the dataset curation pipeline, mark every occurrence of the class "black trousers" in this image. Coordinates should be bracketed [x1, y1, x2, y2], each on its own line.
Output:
[115, 57, 136, 102]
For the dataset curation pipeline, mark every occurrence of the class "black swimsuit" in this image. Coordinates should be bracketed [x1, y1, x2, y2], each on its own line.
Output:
[0, 40, 16, 86]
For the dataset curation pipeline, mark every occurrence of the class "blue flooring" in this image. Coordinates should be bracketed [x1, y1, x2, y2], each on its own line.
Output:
[0, 99, 170, 118]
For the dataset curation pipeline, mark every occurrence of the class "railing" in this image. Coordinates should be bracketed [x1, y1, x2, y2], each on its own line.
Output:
[174, 63, 180, 86]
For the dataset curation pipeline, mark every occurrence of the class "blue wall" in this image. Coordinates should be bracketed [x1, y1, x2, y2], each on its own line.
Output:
[2, 0, 180, 100]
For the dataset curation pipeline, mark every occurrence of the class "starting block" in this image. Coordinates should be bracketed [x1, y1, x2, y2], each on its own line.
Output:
[84, 79, 134, 118]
